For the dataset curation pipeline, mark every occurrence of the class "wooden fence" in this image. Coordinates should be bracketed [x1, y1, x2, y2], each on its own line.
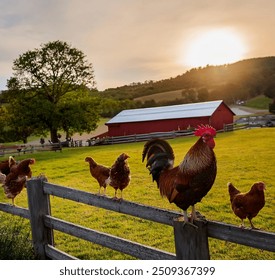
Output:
[0, 121, 266, 155]
[0, 177, 274, 260]
[91, 122, 263, 146]
[93, 130, 195, 145]
[0, 143, 62, 157]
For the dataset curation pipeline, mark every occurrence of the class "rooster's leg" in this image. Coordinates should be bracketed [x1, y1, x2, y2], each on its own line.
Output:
[240, 220, 245, 229]
[103, 187, 106, 196]
[120, 190, 123, 200]
[12, 198, 15, 206]
[183, 210, 189, 223]
[112, 189, 118, 200]
[97, 186, 101, 195]
[181, 210, 198, 229]
[190, 205, 197, 223]
[176, 211, 188, 222]
[175, 210, 198, 228]
[248, 219, 259, 230]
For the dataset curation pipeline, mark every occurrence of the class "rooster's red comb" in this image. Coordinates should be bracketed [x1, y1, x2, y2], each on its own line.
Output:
[194, 124, 216, 137]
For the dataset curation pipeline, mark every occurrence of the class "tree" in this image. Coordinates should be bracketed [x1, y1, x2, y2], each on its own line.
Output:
[58, 90, 101, 139]
[6, 40, 99, 142]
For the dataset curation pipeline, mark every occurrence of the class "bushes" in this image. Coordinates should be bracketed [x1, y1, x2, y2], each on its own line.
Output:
[269, 102, 275, 114]
[0, 214, 35, 259]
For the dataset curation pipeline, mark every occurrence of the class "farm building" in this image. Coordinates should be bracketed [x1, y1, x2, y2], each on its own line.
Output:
[106, 100, 235, 137]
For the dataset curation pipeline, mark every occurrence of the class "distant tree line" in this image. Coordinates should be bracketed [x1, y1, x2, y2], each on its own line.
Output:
[100, 57, 275, 112]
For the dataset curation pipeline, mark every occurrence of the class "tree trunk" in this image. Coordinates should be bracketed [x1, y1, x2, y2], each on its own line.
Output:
[50, 128, 59, 143]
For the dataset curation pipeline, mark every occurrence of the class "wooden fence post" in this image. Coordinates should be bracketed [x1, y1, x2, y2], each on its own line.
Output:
[27, 177, 54, 259]
[173, 220, 210, 260]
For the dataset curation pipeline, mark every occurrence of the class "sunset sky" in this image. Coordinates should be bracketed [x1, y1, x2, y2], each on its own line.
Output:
[0, 0, 274, 91]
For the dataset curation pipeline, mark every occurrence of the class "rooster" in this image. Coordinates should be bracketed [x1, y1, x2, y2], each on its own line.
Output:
[85, 156, 110, 195]
[228, 182, 266, 229]
[142, 125, 217, 223]
[107, 153, 130, 200]
[3, 158, 35, 205]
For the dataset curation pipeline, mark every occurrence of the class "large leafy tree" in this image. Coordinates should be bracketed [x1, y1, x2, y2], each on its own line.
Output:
[6, 40, 99, 142]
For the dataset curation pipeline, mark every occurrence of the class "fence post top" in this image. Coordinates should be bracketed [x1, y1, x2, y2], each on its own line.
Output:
[30, 175, 48, 182]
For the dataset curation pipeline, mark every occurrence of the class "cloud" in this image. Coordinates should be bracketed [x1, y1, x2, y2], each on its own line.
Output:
[0, 0, 275, 91]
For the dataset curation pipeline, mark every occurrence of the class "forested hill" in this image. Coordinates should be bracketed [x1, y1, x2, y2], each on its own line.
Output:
[99, 57, 275, 105]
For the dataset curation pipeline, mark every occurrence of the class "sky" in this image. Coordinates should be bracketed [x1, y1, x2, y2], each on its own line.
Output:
[0, 0, 275, 91]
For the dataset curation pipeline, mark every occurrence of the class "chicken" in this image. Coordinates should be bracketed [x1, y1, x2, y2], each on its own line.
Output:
[228, 182, 266, 229]
[0, 156, 16, 175]
[0, 159, 10, 175]
[107, 153, 131, 200]
[3, 158, 35, 205]
[85, 156, 110, 195]
[3, 176, 28, 205]
[0, 156, 16, 188]
[8, 156, 17, 171]
[0, 172, 6, 184]
[142, 125, 217, 223]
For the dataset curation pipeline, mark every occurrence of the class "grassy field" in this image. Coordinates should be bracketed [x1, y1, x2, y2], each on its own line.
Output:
[0, 128, 275, 260]
[134, 89, 183, 103]
[244, 95, 272, 110]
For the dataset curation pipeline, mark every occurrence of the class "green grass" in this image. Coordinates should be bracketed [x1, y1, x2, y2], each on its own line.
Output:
[245, 95, 272, 109]
[134, 89, 184, 103]
[0, 215, 35, 259]
[0, 128, 275, 260]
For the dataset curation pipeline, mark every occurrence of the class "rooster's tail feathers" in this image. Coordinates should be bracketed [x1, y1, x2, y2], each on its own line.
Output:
[142, 139, 174, 162]
[142, 139, 174, 183]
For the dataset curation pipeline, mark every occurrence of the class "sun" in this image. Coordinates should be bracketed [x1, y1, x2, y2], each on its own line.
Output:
[182, 29, 247, 68]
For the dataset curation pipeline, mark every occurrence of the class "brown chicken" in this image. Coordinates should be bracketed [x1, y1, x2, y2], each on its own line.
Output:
[228, 182, 266, 229]
[0, 159, 10, 175]
[85, 156, 110, 195]
[0, 172, 6, 184]
[107, 153, 130, 200]
[142, 125, 217, 223]
[3, 158, 35, 205]
[3, 176, 28, 205]
[0, 156, 16, 175]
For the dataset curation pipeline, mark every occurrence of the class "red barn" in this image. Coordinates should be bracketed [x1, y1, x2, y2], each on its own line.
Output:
[106, 100, 235, 137]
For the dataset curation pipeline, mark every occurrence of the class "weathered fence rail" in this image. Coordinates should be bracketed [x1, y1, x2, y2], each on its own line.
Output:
[95, 130, 195, 145]
[0, 143, 62, 157]
[92, 122, 266, 146]
[0, 177, 274, 260]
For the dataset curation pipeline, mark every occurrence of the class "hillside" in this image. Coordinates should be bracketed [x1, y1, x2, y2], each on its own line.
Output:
[99, 57, 275, 106]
